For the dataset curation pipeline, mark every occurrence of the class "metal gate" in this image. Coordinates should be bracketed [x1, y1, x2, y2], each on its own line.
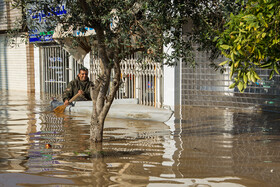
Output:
[41, 45, 83, 94]
[91, 58, 164, 108]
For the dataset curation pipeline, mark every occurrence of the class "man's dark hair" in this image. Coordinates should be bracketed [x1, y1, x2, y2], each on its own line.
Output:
[79, 67, 88, 73]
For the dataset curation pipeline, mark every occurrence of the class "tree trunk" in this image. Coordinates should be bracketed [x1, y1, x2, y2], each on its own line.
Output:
[89, 57, 121, 143]
[89, 70, 110, 142]
[89, 26, 121, 143]
[90, 115, 105, 142]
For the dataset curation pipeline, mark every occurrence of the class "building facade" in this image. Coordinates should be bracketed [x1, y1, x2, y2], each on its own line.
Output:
[161, 22, 280, 113]
[0, 0, 35, 92]
[2, 1, 280, 112]
[170, 44, 280, 112]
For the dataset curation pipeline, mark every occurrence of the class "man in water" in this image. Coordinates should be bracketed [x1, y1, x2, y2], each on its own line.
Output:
[63, 67, 94, 106]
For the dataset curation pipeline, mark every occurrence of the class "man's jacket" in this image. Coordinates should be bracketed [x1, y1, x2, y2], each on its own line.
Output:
[63, 76, 94, 102]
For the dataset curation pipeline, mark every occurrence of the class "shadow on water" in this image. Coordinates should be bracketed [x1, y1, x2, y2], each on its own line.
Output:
[174, 106, 280, 136]
[1, 91, 280, 186]
[173, 106, 280, 186]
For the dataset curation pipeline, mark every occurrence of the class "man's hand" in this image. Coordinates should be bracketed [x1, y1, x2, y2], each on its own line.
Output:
[78, 90, 84, 95]
[64, 99, 69, 106]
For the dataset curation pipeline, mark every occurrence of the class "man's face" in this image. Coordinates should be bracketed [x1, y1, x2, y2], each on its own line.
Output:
[78, 70, 88, 81]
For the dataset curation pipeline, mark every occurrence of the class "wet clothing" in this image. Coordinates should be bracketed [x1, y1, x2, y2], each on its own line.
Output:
[62, 76, 94, 102]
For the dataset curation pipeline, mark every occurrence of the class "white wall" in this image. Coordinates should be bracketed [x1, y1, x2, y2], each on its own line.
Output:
[163, 44, 175, 110]
[34, 45, 40, 92]
[0, 35, 27, 91]
[83, 53, 90, 69]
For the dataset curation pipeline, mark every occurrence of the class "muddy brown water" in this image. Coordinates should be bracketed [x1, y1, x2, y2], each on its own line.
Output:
[0, 91, 280, 186]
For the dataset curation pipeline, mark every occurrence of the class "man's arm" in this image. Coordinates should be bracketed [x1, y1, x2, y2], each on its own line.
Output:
[62, 81, 74, 105]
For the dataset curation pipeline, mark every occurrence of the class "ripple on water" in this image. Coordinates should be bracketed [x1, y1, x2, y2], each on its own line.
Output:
[0, 93, 280, 186]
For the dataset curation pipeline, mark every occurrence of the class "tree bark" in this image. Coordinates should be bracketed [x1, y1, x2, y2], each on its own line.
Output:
[90, 116, 104, 142]
[89, 25, 121, 143]
[90, 70, 110, 143]
[90, 62, 121, 142]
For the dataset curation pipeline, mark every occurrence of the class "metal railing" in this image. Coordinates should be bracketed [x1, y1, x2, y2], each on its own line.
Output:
[41, 45, 82, 95]
[90, 58, 164, 108]
[41, 46, 164, 107]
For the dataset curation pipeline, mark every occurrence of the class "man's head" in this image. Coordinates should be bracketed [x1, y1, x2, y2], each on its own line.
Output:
[78, 67, 89, 81]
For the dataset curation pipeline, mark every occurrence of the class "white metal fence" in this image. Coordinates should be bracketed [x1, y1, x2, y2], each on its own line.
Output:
[41, 45, 83, 94]
[41, 46, 164, 108]
[90, 58, 164, 108]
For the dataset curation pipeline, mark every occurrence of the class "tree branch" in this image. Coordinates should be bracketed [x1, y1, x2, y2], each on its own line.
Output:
[78, 0, 93, 22]
[100, 55, 121, 118]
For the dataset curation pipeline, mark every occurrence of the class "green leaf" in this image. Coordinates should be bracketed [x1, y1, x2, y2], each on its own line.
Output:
[220, 45, 230, 50]
[213, 36, 219, 42]
[237, 44, 241, 50]
[238, 70, 242, 77]
[257, 50, 261, 60]
[251, 72, 256, 82]
[229, 82, 236, 89]
[254, 72, 261, 80]
[230, 71, 233, 80]
[243, 83, 247, 90]
[269, 70, 274, 80]
[260, 62, 272, 68]
[247, 71, 251, 81]
[268, 4, 274, 10]
[230, 63, 234, 79]
[238, 81, 244, 92]
[243, 74, 248, 84]
[234, 61, 240, 68]
[231, 52, 235, 62]
[274, 64, 279, 74]
[219, 60, 228, 66]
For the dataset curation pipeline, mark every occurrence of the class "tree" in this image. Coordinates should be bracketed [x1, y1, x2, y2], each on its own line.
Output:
[7, 0, 242, 142]
[217, 0, 280, 92]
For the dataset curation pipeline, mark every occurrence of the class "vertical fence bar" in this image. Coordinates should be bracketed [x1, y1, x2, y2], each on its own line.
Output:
[49, 47, 52, 94]
[154, 74, 156, 107]
[147, 73, 149, 105]
[133, 74, 135, 98]
[148, 74, 151, 106]
[139, 73, 142, 104]
[60, 50, 62, 90]
[52, 47, 54, 94]
[146, 71, 149, 105]
[88, 54, 163, 107]
[45, 47, 48, 93]
[58, 48, 60, 95]
[156, 73, 160, 107]
[128, 74, 131, 98]
[143, 74, 146, 105]
[141, 74, 143, 105]
[54, 47, 56, 94]
[60, 47, 62, 94]
[135, 62, 139, 100]
[61, 48, 64, 94]
[62, 48, 64, 94]
[51, 47, 53, 94]
[48, 47, 51, 93]
[43, 47, 45, 93]
[47, 47, 50, 93]
[44, 48, 46, 93]
[55, 47, 58, 94]
[40, 47, 44, 93]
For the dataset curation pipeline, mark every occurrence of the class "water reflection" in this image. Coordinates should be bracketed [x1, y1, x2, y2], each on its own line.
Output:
[0, 91, 280, 186]
[172, 106, 280, 186]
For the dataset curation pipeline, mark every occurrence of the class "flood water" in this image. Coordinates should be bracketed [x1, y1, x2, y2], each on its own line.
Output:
[0, 91, 280, 187]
